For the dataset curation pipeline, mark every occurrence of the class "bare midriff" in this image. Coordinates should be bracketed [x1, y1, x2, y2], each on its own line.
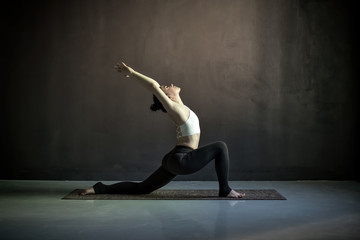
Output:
[176, 133, 200, 150]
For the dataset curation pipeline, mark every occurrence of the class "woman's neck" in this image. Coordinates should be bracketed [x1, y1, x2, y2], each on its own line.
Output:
[170, 95, 184, 105]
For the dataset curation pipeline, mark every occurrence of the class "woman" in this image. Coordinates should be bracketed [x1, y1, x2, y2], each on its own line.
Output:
[81, 62, 245, 198]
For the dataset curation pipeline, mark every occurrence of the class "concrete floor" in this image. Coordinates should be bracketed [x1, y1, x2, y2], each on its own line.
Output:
[0, 181, 359, 240]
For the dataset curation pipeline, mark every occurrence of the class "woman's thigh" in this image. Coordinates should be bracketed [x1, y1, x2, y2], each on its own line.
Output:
[164, 142, 227, 175]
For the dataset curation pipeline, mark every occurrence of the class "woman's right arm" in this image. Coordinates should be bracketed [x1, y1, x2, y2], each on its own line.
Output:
[114, 62, 176, 112]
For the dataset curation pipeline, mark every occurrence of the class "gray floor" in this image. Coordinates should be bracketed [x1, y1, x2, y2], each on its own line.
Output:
[0, 181, 359, 240]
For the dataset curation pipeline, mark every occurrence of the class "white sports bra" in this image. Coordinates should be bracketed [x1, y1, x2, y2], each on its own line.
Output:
[176, 106, 201, 139]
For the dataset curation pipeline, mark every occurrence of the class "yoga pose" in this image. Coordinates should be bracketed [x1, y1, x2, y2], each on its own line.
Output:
[81, 62, 245, 198]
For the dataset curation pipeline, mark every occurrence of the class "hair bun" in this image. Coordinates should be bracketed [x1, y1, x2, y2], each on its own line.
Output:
[150, 95, 167, 113]
[150, 104, 159, 111]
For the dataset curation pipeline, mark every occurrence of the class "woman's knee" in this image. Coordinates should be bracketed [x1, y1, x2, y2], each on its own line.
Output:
[214, 141, 228, 152]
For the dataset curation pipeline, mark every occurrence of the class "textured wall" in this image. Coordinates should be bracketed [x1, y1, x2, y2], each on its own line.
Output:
[2, 0, 357, 180]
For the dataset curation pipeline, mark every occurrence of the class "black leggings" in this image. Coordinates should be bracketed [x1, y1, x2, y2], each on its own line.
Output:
[93, 141, 232, 197]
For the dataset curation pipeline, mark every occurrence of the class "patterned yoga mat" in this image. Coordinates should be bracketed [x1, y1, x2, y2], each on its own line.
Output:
[62, 189, 286, 200]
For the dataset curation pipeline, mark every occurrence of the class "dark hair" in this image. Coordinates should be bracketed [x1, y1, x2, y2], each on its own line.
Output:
[150, 95, 167, 113]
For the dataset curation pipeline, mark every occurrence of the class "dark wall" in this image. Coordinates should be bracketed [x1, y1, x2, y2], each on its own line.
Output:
[2, 0, 357, 180]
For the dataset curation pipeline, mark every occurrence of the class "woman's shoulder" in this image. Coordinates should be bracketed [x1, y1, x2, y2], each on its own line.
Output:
[168, 104, 190, 125]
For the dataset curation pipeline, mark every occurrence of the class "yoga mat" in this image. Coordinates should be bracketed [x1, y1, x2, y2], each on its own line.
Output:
[62, 189, 286, 200]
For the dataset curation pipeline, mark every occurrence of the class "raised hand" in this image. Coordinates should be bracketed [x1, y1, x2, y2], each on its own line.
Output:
[114, 62, 134, 77]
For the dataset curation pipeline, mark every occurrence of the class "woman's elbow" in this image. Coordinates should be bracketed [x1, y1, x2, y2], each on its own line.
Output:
[151, 82, 161, 90]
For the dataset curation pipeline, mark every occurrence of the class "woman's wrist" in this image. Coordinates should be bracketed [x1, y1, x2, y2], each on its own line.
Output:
[126, 68, 135, 77]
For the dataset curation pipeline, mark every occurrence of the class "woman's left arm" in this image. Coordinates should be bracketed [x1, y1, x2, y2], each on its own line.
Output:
[115, 62, 160, 90]
[114, 62, 177, 112]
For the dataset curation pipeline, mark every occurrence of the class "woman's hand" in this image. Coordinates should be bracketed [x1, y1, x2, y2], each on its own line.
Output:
[114, 62, 134, 77]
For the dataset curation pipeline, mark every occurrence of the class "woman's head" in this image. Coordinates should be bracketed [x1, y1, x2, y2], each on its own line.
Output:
[160, 84, 181, 101]
[150, 95, 167, 112]
[150, 84, 182, 112]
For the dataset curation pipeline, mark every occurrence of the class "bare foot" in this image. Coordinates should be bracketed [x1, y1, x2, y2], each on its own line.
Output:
[80, 187, 95, 196]
[227, 189, 245, 198]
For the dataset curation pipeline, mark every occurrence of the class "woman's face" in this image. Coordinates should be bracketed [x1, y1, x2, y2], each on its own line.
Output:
[160, 84, 181, 98]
